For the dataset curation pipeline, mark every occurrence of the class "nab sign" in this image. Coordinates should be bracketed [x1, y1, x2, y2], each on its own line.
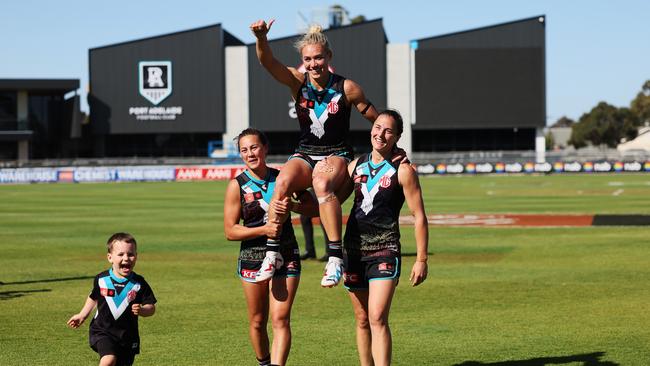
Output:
[139, 61, 172, 105]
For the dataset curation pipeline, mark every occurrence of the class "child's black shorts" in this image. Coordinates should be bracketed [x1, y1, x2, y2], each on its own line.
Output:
[92, 337, 136, 366]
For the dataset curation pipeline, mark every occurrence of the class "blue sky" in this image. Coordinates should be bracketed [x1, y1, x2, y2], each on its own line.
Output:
[2, 0, 648, 124]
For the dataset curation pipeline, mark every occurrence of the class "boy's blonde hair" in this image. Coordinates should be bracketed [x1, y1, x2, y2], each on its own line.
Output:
[106, 232, 137, 253]
[294, 24, 331, 55]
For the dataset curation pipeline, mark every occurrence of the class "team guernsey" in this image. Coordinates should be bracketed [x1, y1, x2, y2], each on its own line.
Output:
[293, 73, 354, 163]
[88, 269, 156, 354]
[344, 154, 405, 256]
[235, 168, 300, 281]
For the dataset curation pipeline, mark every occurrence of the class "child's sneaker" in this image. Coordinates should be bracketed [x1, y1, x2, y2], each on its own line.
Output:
[321, 257, 344, 287]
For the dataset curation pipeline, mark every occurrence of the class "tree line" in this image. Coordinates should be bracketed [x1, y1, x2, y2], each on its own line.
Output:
[550, 80, 650, 149]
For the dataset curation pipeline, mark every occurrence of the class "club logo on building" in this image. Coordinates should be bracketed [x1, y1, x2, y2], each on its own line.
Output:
[139, 61, 172, 105]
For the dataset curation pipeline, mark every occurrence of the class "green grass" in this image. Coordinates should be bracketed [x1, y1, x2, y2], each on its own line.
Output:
[1, 174, 649, 365]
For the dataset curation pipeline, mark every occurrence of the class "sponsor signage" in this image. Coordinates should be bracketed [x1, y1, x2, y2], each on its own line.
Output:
[3, 160, 650, 185]
[564, 162, 582, 172]
[447, 163, 464, 174]
[414, 161, 650, 176]
[534, 162, 552, 173]
[0, 168, 59, 183]
[594, 162, 612, 173]
[175, 166, 247, 181]
[624, 162, 642, 172]
[505, 163, 523, 173]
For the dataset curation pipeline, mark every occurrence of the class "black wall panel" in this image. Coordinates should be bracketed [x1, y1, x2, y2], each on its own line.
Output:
[414, 16, 545, 132]
[89, 25, 238, 135]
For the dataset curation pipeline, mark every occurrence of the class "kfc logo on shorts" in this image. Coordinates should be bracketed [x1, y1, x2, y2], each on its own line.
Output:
[344, 272, 359, 283]
[286, 261, 297, 270]
[244, 193, 255, 203]
[241, 269, 257, 279]
[327, 101, 339, 114]
[378, 263, 393, 271]
[379, 176, 392, 188]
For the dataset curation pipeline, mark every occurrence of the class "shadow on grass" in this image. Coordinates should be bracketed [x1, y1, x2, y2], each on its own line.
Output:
[0, 289, 52, 300]
[0, 275, 93, 286]
[454, 351, 618, 365]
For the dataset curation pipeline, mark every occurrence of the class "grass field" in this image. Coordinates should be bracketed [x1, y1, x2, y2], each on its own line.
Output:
[1, 173, 650, 365]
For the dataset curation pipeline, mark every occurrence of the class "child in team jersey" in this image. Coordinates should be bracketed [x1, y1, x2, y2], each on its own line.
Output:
[67, 232, 157, 366]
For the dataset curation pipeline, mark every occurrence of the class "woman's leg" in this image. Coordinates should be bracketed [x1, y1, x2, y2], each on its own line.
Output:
[269, 159, 313, 228]
[312, 156, 349, 286]
[269, 276, 300, 366]
[241, 280, 271, 362]
[367, 280, 397, 366]
[256, 159, 313, 282]
[348, 290, 374, 366]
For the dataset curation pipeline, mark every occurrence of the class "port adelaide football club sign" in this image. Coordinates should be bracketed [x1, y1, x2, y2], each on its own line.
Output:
[139, 61, 172, 105]
[129, 61, 183, 121]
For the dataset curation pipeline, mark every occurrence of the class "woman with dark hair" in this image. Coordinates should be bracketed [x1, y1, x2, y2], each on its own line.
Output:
[224, 128, 316, 366]
[343, 110, 429, 366]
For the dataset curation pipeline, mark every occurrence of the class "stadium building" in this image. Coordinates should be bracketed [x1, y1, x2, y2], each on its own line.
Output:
[5, 15, 545, 162]
[411, 16, 546, 156]
[0, 79, 82, 161]
[88, 24, 243, 157]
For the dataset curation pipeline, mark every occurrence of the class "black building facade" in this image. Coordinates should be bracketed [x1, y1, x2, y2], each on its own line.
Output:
[89, 24, 243, 157]
[0, 79, 81, 161]
[412, 16, 546, 151]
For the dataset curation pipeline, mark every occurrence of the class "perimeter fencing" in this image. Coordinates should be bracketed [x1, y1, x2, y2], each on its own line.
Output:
[1, 148, 649, 184]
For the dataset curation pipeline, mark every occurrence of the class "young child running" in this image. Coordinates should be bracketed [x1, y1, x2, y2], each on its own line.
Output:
[67, 232, 157, 366]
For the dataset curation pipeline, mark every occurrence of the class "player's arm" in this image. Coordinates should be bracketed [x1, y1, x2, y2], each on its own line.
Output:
[66, 296, 97, 328]
[344, 79, 378, 123]
[250, 19, 303, 93]
[398, 163, 429, 286]
[224, 179, 280, 241]
[132, 303, 155, 317]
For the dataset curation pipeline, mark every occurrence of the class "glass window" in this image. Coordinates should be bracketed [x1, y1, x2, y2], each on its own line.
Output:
[0, 91, 17, 121]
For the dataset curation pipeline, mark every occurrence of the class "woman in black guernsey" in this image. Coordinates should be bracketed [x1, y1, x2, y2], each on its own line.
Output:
[224, 128, 317, 366]
[343, 110, 428, 366]
[250, 19, 379, 287]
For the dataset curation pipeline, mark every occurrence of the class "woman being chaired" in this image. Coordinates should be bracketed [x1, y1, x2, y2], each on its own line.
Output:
[250, 19, 379, 287]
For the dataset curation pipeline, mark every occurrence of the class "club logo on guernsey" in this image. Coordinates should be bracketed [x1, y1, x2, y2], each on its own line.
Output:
[99, 270, 141, 320]
[241, 171, 274, 222]
[300, 86, 343, 139]
[357, 161, 396, 215]
[327, 101, 339, 114]
[379, 175, 392, 188]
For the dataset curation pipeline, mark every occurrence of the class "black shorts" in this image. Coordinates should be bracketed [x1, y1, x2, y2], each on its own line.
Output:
[238, 248, 301, 282]
[92, 337, 136, 366]
[343, 251, 401, 291]
[288, 148, 353, 169]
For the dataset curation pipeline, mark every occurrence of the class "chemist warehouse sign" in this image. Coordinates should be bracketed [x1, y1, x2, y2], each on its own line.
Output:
[129, 61, 183, 121]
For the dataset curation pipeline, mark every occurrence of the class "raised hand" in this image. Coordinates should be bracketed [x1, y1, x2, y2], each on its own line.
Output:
[250, 19, 275, 39]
